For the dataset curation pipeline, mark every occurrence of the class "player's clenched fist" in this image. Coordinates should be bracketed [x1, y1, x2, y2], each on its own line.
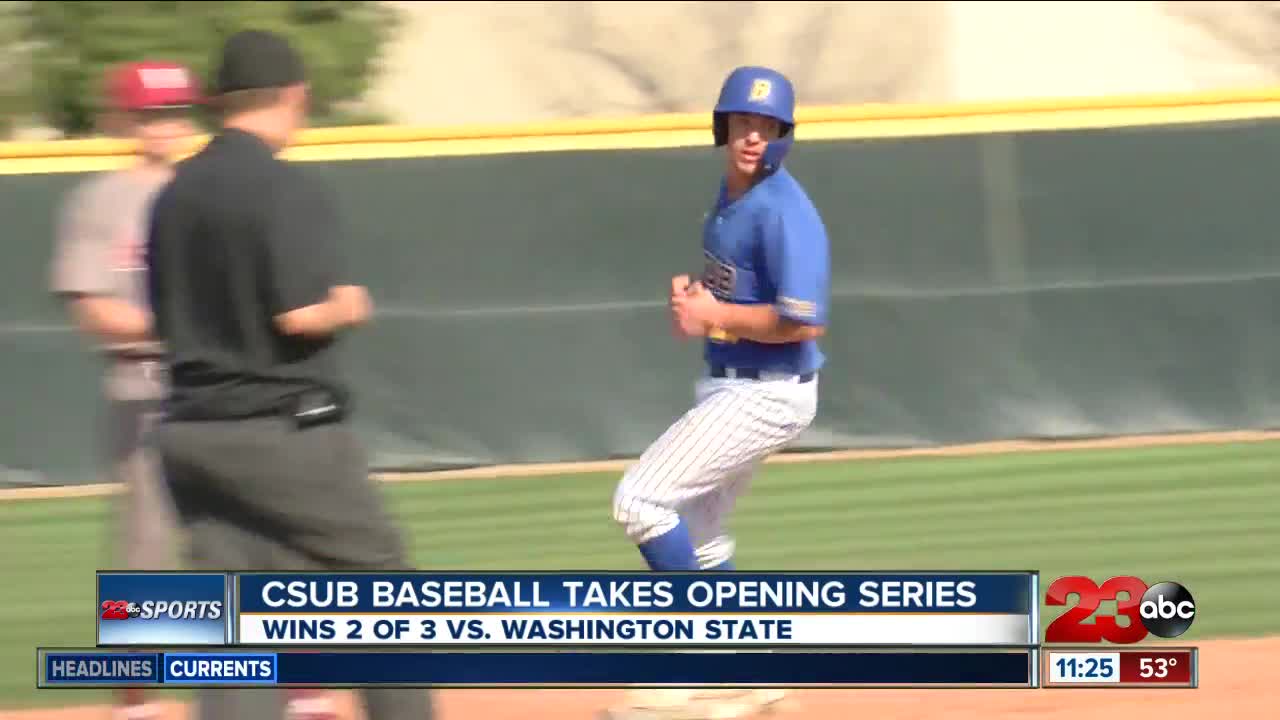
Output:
[670, 275, 708, 339]
[672, 277, 724, 332]
[671, 274, 693, 296]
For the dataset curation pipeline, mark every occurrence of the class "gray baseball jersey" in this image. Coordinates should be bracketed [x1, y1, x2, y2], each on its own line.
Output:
[50, 169, 171, 401]
[51, 168, 179, 570]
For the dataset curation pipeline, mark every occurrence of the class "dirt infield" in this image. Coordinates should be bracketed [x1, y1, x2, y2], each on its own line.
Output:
[5, 636, 1272, 720]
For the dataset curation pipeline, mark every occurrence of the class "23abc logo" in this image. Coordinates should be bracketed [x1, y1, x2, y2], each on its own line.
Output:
[100, 600, 142, 620]
[1044, 576, 1196, 644]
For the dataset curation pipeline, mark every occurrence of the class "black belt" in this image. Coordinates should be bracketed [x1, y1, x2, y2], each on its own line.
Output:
[165, 388, 348, 428]
[165, 405, 344, 428]
[709, 365, 815, 383]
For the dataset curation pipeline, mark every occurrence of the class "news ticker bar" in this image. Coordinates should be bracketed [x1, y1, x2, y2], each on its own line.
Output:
[1042, 647, 1198, 689]
[96, 571, 1039, 647]
[40, 648, 1037, 689]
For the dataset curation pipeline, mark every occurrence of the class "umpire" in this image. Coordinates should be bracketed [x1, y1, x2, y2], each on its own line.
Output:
[145, 30, 434, 720]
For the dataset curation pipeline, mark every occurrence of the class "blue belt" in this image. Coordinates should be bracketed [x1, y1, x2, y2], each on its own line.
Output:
[709, 365, 815, 383]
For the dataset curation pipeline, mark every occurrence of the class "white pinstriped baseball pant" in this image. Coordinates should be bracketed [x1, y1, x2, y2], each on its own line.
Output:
[612, 372, 818, 568]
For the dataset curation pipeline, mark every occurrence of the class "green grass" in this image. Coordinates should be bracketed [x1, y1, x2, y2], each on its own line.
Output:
[4, 440, 1279, 708]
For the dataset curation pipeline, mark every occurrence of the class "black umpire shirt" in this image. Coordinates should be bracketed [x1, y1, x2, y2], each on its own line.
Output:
[146, 128, 349, 421]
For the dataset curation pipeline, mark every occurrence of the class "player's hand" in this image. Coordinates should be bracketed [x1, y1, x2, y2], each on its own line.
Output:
[671, 274, 693, 298]
[672, 281, 723, 328]
[669, 276, 708, 338]
[671, 310, 709, 339]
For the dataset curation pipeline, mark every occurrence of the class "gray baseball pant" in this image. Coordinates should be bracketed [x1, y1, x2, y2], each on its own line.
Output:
[154, 416, 434, 720]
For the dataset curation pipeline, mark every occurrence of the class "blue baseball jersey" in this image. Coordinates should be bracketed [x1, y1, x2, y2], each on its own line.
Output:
[700, 167, 830, 375]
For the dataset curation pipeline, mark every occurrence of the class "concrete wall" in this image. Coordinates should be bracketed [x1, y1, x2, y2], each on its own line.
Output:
[366, 0, 950, 125]
[366, 1, 1280, 126]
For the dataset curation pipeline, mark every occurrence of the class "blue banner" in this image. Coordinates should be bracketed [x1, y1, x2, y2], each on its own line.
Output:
[97, 573, 229, 646]
[236, 572, 1034, 614]
[163, 653, 278, 685]
[39, 649, 1033, 688]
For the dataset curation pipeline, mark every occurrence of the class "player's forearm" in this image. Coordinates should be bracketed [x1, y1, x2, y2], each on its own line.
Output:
[739, 323, 825, 344]
[713, 303, 824, 344]
[68, 297, 153, 345]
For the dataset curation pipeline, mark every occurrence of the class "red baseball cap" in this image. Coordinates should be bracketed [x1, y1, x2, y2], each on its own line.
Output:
[107, 61, 203, 112]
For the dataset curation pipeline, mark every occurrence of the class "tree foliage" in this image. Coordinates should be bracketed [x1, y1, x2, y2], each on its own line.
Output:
[0, 1, 34, 137]
[17, 1, 400, 137]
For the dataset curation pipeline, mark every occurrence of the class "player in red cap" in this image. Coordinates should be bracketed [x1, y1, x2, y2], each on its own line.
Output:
[104, 61, 204, 159]
[49, 61, 200, 720]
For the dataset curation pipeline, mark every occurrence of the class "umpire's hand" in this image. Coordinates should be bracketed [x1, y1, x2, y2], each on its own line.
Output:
[274, 285, 373, 338]
[329, 285, 373, 327]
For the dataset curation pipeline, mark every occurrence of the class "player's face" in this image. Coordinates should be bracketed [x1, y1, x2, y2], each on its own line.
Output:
[133, 109, 198, 164]
[726, 113, 782, 177]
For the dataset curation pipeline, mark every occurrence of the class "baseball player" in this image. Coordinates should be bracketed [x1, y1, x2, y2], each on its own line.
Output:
[48, 60, 202, 720]
[609, 65, 829, 719]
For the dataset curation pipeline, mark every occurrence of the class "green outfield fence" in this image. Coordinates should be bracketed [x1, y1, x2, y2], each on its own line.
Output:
[4, 90, 1280, 487]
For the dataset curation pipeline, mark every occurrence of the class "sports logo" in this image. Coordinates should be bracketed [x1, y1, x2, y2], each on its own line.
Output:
[100, 599, 224, 621]
[701, 252, 736, 300]
[749, 79, 772, 102]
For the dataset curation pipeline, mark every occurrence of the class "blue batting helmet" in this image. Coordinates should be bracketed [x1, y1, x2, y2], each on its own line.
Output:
[713, 66, 796, 173]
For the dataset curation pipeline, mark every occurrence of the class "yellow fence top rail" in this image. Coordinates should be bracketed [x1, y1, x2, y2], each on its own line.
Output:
[4, 87, 1280, 174]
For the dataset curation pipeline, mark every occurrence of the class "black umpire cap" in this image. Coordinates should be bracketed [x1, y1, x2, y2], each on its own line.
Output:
[214, 29, 307, 95]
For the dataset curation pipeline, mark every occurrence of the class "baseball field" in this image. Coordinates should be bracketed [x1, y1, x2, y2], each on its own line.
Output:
[2, 433, 1276, 719]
